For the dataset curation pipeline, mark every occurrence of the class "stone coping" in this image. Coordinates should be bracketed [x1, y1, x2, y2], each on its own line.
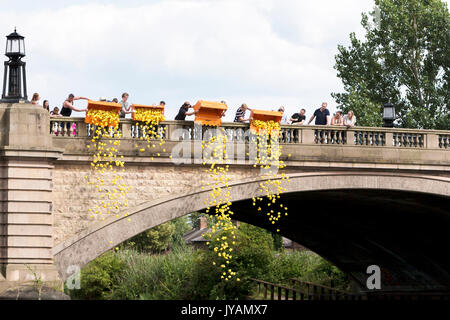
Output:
[49, 118, 450, 135]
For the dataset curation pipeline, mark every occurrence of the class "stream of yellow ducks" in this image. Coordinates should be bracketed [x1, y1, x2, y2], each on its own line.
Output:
[84, 109, 131, 230]
[134, 109, 166, 157]
[200, 130, 239, 282]
[250, 120, 290, 233]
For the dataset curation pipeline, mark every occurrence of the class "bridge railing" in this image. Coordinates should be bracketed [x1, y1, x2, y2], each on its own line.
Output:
[49, 117, 449, 149]
[289, 278, 350, 299]
[251, 278, 450, 300]
[250, 278, 362, 300]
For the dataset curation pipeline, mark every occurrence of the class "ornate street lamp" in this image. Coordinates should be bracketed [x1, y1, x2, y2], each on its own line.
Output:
[382, 101, 395, 128]
[0, 28, 28, 103]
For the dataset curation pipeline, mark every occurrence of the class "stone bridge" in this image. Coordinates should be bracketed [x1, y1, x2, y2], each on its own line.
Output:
[1, 103, 449, 293]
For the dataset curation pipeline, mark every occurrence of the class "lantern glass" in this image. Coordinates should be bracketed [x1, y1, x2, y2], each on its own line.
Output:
[6, 38, 25, 55]
[383, 105, 394, 119]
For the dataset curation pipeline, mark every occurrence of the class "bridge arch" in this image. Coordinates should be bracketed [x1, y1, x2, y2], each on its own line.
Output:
[54, 172, 450, 291]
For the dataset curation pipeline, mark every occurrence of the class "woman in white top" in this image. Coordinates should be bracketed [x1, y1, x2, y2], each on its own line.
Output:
[343, 110, 356, 128]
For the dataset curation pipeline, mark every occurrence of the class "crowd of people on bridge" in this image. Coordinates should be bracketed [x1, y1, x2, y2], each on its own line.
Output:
[32, 91, 357, 128]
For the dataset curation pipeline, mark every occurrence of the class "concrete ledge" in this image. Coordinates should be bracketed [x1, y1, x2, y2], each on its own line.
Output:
[2, 264, 60, 282]
[0, 284, 68, 300]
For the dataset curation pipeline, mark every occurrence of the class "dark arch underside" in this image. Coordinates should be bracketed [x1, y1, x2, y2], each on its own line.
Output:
[53, 172, 449, 293]
[227, 189, 450, 293]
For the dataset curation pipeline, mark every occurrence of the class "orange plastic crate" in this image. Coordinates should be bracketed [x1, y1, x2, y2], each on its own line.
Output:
[85, 100, 122, 125]
[193, 100, 227, 127]
[86, 100, 122, 112]
[131, 104, 165, 121]
[249, 109, 283, 134]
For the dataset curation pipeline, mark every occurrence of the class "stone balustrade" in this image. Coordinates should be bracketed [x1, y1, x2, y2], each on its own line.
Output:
[49, 117, 449, 150]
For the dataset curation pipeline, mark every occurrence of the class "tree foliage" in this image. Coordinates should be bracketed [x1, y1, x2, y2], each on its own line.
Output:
[333, 0, 450, 129]
[126, 222, 175, 253]
[170, 216, 191, 249]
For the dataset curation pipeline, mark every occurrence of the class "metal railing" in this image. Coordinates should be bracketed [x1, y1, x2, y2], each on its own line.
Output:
[251, 278, 450, 301]
[250, 278, 360, 300]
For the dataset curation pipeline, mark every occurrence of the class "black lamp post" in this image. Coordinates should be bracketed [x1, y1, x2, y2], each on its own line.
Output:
[382, 101, 395, 128]
[0, 28, 28, 103]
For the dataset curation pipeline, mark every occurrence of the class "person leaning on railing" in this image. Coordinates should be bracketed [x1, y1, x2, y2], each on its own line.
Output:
[119, 93, 133, 118]
[175, 101, 198, 120]
[290, 108, 306, 125]
[331, 111, 344, 126]
[50, 106, 62, 117]
[234, 104, 252, 122]
[343, 110, 356, 128]
[307, 102, 330, 143]
[307, 102, 330, 126]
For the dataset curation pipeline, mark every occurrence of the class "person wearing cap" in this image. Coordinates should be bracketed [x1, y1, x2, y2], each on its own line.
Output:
[175, 101, 197, 120]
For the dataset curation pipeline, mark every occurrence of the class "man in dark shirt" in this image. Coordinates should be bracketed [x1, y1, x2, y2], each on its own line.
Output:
[290, 108, 306, 124]
[61, 93, 88, 117]
[60, 93, 89, 136]
[307, 102, 330, 125]
[175, 101, 196, 120]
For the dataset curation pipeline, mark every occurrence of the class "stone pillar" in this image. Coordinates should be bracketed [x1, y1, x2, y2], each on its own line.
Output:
[121, 121, 132, 139]
[426, 133, 439, 149]
[384, 131, 393, 147]
[0, 102, 63, 286]
[301, 127, 316, 144]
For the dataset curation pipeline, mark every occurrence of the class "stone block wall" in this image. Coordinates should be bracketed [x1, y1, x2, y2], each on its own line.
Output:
[52, 163, 262, 244]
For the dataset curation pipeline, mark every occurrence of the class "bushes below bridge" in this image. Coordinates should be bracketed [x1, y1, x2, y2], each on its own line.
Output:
[67, 223, 349, 300]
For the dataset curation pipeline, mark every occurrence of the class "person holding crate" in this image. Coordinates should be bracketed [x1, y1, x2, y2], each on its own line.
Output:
[175, 101, 197, 120]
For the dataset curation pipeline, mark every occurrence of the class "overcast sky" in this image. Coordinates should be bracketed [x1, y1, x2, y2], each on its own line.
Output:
[0, 0, 448, 121]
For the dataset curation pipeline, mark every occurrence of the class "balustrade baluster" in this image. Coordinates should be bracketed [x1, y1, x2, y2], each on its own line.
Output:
[418, 135, 424, 147]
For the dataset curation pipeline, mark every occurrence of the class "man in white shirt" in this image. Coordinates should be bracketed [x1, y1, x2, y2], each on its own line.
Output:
[119, 92, 132, 118]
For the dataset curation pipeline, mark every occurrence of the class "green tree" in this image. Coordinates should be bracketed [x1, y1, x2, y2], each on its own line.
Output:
[272, 232, 283, 251]
[189, 212, 203, 229]
[68, 251, 126, 300]
[170, 216, 191, 249]
[126, 222, 175, 253]
[333, 0, 450, 129]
